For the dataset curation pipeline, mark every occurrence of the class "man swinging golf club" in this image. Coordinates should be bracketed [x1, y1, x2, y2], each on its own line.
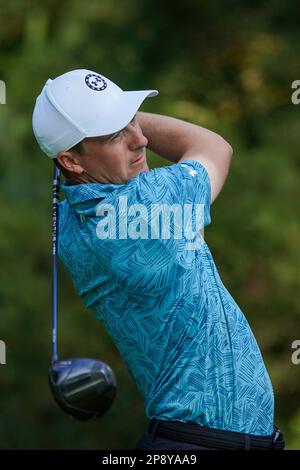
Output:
[32, 68, 284, 450]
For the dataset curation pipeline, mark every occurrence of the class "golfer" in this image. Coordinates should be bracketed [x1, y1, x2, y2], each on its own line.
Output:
[32, 69, 284, 450]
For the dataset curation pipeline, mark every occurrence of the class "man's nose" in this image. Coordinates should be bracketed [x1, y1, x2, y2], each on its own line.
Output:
[128, 124, 148, 150]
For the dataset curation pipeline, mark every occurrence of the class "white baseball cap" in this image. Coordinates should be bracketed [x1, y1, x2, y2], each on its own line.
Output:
[32, 69, 158, 158]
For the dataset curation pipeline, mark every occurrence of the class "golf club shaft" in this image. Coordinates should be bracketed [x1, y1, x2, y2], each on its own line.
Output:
[52, 165, 60, 363]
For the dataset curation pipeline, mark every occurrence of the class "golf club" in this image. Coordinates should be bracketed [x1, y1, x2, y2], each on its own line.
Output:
[48, 165, 117, 421]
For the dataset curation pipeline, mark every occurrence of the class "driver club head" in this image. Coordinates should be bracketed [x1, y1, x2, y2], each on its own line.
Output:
[48, 357, 117, 421]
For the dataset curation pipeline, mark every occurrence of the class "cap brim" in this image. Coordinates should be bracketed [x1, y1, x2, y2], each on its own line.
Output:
[86, 89, 158, 138]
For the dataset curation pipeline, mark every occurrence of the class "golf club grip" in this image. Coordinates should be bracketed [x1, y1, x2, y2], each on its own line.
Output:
[52, 165, 60, 362]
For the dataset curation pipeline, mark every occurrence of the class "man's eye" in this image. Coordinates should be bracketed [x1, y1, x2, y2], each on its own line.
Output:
[111, 117, 135, 142]
[112, 131, 122, 140]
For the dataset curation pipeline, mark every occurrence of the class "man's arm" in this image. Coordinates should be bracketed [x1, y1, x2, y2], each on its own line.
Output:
[137, 111, 233, 204]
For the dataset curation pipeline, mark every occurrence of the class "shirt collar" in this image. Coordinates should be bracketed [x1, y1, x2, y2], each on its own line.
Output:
[60, 180, 134, 215]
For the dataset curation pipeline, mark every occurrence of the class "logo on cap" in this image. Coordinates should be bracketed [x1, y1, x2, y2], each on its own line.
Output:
[85, 74, 107, 91]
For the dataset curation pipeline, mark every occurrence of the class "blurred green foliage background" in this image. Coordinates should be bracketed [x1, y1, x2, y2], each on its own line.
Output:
[0, 0, 299, 450]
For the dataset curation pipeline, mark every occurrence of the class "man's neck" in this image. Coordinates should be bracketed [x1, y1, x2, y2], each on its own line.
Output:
[65, 172, 100, 185]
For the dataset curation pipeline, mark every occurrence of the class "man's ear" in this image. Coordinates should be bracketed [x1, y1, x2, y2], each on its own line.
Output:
[56, 151, 84, 174]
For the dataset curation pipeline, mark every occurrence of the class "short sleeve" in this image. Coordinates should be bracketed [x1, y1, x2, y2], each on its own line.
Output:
[136, 159, 211, 228]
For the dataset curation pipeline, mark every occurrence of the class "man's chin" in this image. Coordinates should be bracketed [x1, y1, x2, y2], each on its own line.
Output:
[142, 160, 149, 172]
[132, 159, 149, 175]
[138, 161, 149, 176]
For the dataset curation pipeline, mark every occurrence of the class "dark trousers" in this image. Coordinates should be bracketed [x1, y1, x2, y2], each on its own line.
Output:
[135, 432, 218, 450]
[134, 419, 285, 451]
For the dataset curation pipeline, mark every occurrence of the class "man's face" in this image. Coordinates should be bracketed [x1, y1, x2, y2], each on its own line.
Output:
[57, 114, 149, 185]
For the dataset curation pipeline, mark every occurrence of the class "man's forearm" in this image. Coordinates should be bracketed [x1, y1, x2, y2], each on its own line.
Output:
[137, 111, 229, 163]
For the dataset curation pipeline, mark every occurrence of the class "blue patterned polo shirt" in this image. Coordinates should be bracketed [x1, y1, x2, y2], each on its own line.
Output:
[58, 160, 274, 436]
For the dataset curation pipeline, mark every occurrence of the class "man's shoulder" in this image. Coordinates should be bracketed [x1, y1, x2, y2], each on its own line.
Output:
[130, 160, 210, 204]
[135, 160, 210, 186]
